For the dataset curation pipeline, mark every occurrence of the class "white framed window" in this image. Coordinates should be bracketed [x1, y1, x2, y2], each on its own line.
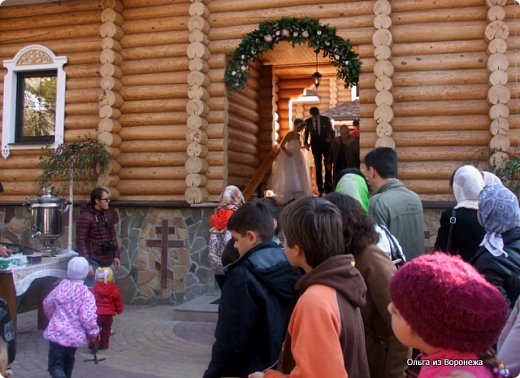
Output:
[2, 44, 67, 159]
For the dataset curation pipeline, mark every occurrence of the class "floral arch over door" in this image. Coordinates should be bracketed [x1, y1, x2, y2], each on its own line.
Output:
[224, 17, 361, 92]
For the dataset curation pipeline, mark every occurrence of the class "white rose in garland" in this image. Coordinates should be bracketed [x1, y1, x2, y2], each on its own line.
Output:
[224, 16, 361, 92]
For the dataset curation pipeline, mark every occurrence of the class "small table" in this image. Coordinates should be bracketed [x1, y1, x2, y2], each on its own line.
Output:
[0, 250, 77, 330]
[10, 250, 77, 296]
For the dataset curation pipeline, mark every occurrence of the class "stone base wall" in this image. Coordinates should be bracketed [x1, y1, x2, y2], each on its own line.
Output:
[0, 204, 219, 306]
[424, 208, 444, 252]
[0, 204, 448, 306]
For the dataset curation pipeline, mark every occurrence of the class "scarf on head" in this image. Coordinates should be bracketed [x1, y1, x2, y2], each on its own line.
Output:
[210, 186, 245, 231]
[218, 185, 244, 211]
[478, 184, 520, 257]
[482, 171, 502, 187]
[452, 165, 485, 210]
[335, 173, 369, 213]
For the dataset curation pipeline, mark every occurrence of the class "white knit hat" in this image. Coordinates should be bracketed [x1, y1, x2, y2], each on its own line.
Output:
[67, 256, 89, 280]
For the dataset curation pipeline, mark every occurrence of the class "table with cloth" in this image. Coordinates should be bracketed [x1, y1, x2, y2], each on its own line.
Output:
[0, 250, 77, 330]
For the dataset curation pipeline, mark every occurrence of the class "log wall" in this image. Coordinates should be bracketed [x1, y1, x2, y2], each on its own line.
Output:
[0, 0, 105, 201]
[505, 2, 520, 154]
[118, 0, 191, 201]
[226, 63, 261, 189]
[362, 0, 497, 200]
[1, 0, 520, 203]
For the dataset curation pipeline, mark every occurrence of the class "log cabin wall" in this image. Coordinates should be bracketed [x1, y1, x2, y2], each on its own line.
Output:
[365, 0, 492, 201]
[226, 63, 261, 189]
[118, 0, 190, 201]
[364, 0, 520, 201]
[258, 65, 274, 160]
[505, 2, 520, 154]
[0, 0, 105, 200]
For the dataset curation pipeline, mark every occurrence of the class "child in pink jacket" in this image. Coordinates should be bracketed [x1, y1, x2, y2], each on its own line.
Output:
[43, 256, 99, 378]
[90, 267, 123, 350]
[388, 253, 511, 378]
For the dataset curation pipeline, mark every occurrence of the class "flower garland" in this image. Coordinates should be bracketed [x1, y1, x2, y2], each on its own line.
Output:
[225, 17, 361, 92]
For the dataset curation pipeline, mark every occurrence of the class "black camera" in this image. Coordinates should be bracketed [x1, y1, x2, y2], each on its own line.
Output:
[101, 241, 116, 253]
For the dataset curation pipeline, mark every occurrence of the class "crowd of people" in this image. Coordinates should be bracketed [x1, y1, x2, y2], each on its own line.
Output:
[206, 147, 520, 378]
[2, 145, 520, 377]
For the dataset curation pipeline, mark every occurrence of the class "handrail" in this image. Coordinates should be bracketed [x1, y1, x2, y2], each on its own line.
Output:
[243, 132, 295, 200]
[242, 145, 281, 201]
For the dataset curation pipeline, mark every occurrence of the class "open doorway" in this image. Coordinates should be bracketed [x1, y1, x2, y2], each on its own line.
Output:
[226, 17, 361, 201]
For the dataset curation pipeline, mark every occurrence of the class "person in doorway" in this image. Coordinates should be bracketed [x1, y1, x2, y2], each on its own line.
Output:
[76, 187, 120, 287]
[304, 107, 334, 195]
[365, 147, 425, 261]
[330, 119, 360, 183]
[269, 118, 312, 204]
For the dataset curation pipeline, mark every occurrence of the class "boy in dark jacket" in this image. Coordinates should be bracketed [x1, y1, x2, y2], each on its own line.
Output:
[204, 201, 302, 378]
[90, 267, 123, 350]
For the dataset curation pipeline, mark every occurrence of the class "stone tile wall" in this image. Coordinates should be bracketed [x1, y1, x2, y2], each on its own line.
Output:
[0, 204, 219, 306]
[0, 204, 447, 306]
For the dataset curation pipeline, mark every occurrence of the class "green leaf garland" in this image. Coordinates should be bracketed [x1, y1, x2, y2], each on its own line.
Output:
[225, 17, 362, 92]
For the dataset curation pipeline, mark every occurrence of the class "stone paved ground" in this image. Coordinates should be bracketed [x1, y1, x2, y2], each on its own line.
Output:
[11, 305, 215, 378]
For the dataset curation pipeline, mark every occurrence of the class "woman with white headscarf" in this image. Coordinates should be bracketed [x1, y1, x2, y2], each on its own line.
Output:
[471, 184, 520, 309]
[434, 165, 486, 262]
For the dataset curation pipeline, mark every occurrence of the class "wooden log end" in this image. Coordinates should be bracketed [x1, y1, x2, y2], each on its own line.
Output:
[489, 134, 510, 152]
[375, 136, 395, 149]
[376, 122, 393, 137]
[184, 187, 209, 204]
[489, 151, 509, 169]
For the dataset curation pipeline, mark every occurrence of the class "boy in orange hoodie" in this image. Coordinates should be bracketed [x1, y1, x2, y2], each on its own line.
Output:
[250, 197, 369, 378]
[90, 267, 123, 350]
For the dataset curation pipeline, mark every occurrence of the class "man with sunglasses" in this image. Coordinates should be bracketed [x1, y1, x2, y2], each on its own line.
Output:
[76, 187, 120, 287]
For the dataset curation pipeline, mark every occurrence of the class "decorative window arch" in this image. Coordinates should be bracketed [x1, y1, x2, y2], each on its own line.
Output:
[2, 44, 67, 159]
[225, 17, 361, 92]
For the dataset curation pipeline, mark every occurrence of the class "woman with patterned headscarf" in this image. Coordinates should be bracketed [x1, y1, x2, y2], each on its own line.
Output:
[471, 183, 520, 309]
[208, 186, 244, 281]
[434, 165, 486, 262]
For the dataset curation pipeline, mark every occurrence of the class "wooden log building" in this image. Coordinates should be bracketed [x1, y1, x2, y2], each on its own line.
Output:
[0, 0, 519, 304]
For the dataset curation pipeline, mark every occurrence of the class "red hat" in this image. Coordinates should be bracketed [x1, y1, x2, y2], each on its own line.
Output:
[389, 252, 508, 353]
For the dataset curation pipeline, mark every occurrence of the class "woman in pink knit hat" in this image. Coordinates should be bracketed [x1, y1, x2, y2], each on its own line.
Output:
[388, 253, 510, 378]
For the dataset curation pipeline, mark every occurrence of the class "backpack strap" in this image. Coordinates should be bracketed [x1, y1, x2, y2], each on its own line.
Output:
[446, 208, 457, 254]
[379, 224, 405, 267]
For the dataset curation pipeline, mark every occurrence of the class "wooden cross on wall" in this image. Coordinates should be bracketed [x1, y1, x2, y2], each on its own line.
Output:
[146, 219, 184, 289]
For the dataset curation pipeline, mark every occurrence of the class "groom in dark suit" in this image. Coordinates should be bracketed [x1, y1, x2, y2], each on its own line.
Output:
[304, 107, 334, 195]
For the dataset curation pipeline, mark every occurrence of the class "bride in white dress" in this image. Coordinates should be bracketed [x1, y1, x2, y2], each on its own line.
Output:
[269, 118, 313, 204]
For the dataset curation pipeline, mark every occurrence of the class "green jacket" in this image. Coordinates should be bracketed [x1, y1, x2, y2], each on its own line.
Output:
[369, 179, 424, 261]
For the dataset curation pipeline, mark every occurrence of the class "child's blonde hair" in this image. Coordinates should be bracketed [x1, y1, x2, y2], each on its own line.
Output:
[95, 267, 113, 283]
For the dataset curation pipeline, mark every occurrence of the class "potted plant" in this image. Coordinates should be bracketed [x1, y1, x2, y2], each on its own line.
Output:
[38, 137, 110, 249]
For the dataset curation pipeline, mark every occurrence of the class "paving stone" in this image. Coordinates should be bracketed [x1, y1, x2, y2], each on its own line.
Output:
[11, 305, 215, 378]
